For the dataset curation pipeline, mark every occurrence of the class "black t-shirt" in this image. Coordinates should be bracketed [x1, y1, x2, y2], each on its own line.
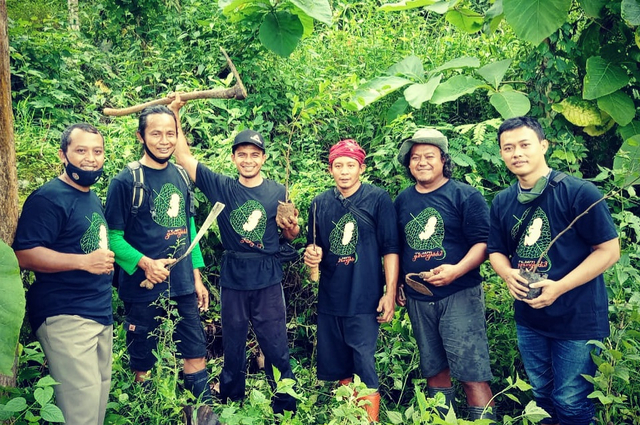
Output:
[395, 180, 489, 301]
[13, 178, 113, 331]
[307, 184, 399, 316]
[105, 163, 195, 302]
[488, 171, 618, 339]
[195, 163, 285, 290]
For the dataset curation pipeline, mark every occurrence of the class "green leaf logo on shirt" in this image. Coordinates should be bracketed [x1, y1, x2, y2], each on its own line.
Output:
[230, 200, 267, 243]
[329, 213, 358, 256]
[516, 207, 552, 266]
[405, 207, 445, 252]
[153, 183, 186, 228]
[80, 213, 109, 253]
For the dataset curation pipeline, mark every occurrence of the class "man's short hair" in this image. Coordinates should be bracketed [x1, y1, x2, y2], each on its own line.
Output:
[497, 116, 546, 146]
[405, 149, 453, 182]
[60, 123, 102, 152]
[137, 105, 176, 137]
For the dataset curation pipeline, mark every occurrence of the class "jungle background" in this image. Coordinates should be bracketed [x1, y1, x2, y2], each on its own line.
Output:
[1, 0, 640, 424]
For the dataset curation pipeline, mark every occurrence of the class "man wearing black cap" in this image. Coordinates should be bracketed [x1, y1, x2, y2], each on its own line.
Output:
[394, 128, 496, 421]
[169, 96, 299, 415]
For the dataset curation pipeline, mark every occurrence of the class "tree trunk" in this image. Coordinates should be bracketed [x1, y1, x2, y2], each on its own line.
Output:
[68, 0, 79, 30]
[0, 0, 20, 388]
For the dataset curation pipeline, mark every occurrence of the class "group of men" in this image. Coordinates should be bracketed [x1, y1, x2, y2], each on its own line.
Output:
[13, 98, 619, 425]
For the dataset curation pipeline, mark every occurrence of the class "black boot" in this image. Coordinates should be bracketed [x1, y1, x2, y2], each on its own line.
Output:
[428, 386, 456, 418]
[468, 405, 497, 423]
[184, 369, 214, 405]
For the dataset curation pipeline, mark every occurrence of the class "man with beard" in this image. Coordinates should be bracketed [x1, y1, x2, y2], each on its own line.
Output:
[13, 123, 115, 425]
[105, 106, 216, 420]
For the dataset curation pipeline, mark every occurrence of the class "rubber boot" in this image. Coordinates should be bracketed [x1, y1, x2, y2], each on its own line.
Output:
[339, 377, 356, 397]
[468, 405, 497, 423]
[184, 369, 214, 405]
[339, 377, 353, 386]
[428, 386, 456, 418]
[358, 392, 380, 423]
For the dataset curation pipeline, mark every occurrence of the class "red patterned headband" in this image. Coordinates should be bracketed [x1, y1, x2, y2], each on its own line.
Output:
[329, 139, 366, 165]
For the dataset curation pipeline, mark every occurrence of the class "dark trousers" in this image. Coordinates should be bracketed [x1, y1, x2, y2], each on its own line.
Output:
[219, 284, 297, 414]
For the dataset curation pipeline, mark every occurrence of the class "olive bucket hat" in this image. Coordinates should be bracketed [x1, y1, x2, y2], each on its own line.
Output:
[397, 128, 448, 166]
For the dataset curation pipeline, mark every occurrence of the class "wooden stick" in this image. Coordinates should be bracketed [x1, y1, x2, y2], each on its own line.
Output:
[103, 47, 247, 116]
[309, 202, 319, 282]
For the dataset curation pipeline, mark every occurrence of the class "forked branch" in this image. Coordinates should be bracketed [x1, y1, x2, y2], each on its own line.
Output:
[103, 47, 247, 116]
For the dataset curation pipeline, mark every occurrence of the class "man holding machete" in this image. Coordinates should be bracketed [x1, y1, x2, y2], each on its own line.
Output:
[105, 104, 218, 420]
[169, 94, 299, 415]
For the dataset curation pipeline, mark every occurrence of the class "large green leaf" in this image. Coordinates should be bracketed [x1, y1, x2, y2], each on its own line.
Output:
[219, 0, 267, 17]
[386, 97, 409, 122]
[290, 0, 332, 26]
[346, 76, 413, 111]
[597, 91, 635, 126]
[432, 56, 480, 74]
[259, 11, 304, 57]
[503, 0, 571, 46]
[486, 0, 503, 18]
[293, 8, 315, 38]
[0, 240, 25, 376]
[613, 134, 640, 186]
[387, 56, 425, 80]
[445, 8, 483, 33]
[476, 59, 512, 89]
[618, 120, 640, 140]
[490, 91, 531, 119]
[622, 0, 640, 26]
[430, 75, 485, 104]
[404, 75, 442, 108]
[583, 57, 630, 100]
[579, 0, 607, 17]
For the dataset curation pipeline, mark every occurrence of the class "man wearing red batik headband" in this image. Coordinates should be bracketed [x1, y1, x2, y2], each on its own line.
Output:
[304, 139, 399, 422]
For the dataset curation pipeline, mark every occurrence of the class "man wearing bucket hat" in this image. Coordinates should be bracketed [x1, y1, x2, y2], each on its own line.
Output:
[394, 128, 496, 421]
[303, 139, 399, 422]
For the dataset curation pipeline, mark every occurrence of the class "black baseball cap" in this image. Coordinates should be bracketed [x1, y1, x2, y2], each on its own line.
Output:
[232, 129, 265, 152]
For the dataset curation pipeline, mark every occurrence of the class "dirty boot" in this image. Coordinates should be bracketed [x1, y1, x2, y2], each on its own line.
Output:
[183, 404, 220, 425]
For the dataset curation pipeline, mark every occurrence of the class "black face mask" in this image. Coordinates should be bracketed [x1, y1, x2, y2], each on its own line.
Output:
[64, 154, 103, 187]
[142, 138, 173, 164]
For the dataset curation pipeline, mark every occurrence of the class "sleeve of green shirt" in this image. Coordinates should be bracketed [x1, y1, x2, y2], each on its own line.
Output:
[108, 229, 143, 275]
[190, 216, 205, 269]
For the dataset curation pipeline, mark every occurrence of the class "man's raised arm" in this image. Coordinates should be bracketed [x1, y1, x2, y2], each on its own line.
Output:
[168, 93, 198, 182]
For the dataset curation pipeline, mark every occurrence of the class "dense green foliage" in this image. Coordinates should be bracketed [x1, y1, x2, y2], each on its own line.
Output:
[4, 0, 640, 423]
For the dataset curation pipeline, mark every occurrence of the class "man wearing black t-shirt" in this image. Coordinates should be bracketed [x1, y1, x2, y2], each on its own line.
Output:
[170, 95, 299, 415]
[105, 105, 215, 418]
[13, 123, 115, 425]
[303, 139, 399, 423]
[488, 117, 620, 425]
[394, 128, 495, 421]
